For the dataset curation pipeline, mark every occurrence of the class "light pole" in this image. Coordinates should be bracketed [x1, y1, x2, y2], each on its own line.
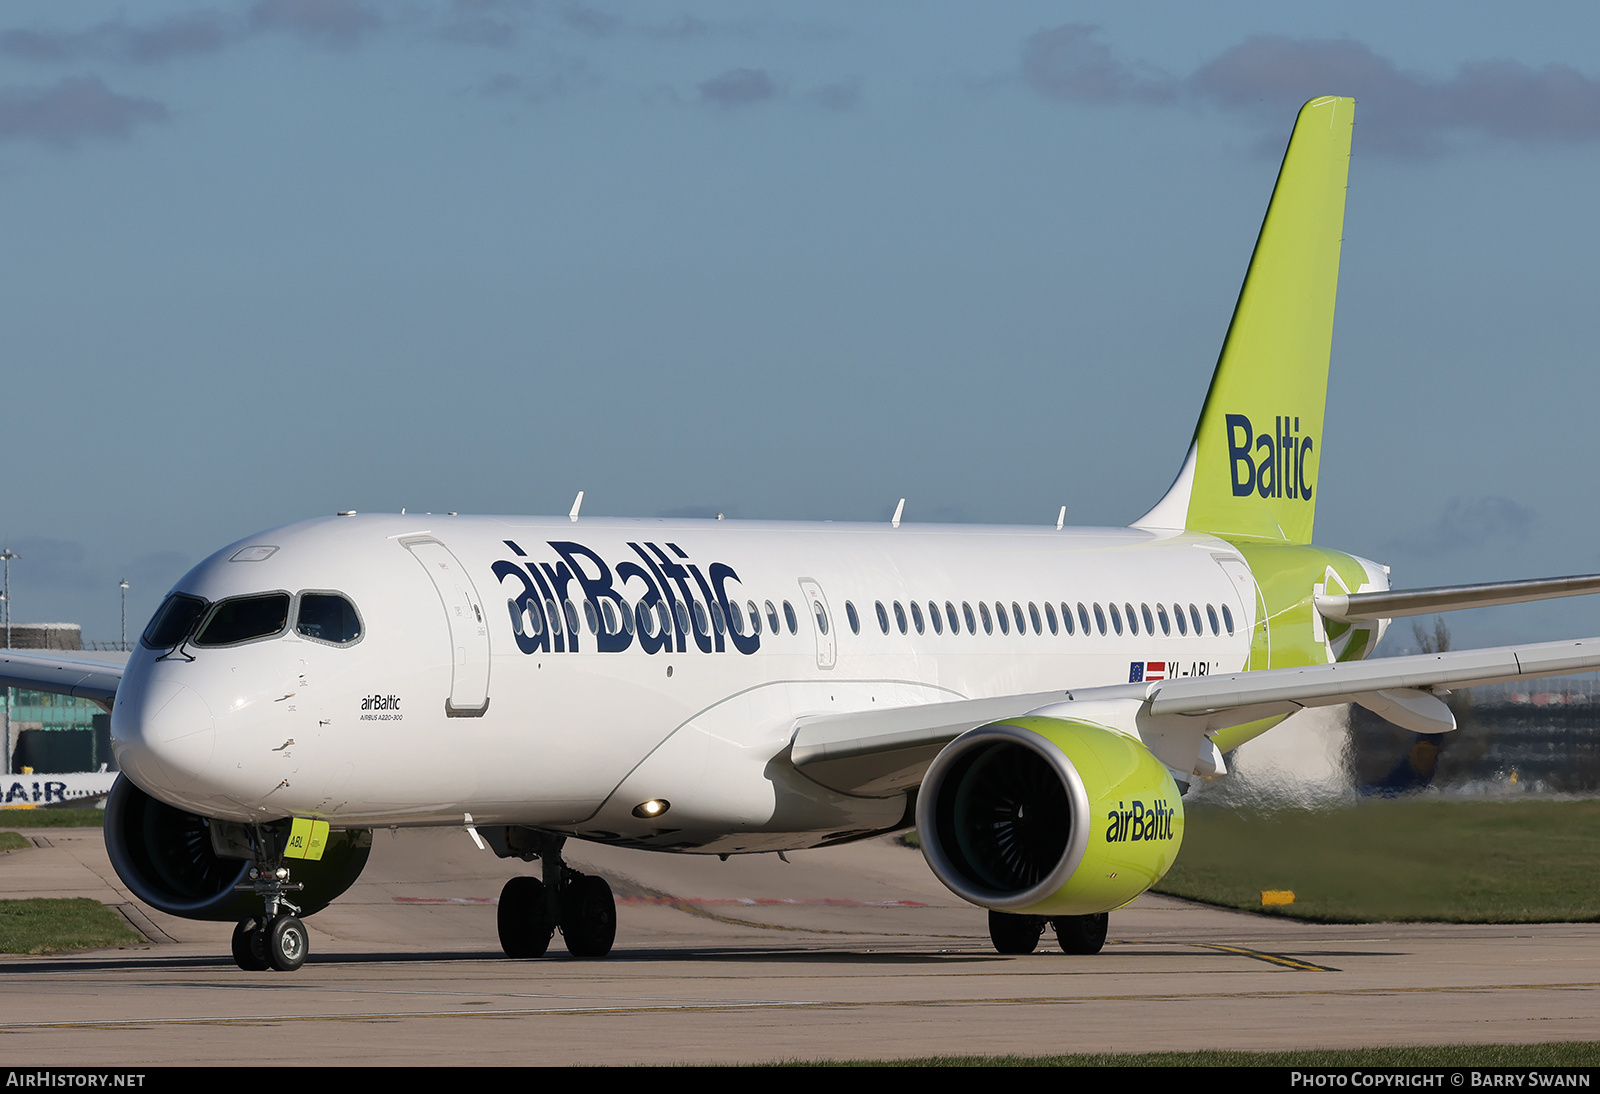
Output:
[119, 580, 130, 651]
[0, 548, 18, 649]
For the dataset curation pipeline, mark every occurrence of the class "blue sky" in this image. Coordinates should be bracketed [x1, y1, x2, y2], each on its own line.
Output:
[3, 1, 1600, 651]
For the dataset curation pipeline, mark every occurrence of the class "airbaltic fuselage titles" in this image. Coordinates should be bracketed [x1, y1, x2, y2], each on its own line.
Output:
[493, 539, 760, 656]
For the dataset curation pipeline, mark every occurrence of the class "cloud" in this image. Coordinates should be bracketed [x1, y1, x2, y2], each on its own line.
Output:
[7, 537, 98, 594]
[1386, 496, 1535, 559]
[123, 551, 191, 591]
[0, 77, 167, 147]
[0, 12, 233, 65]
[698, 68, 778, 108]
[1022, 24, 1175, 106]
[248, 0, 381, 50]
[811, 78, 862, 111]
[1022, 26, 1600, 156]
[479, 57, 600, 104]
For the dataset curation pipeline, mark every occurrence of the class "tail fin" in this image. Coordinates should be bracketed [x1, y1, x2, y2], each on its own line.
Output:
[1136, 96, 1354, 544]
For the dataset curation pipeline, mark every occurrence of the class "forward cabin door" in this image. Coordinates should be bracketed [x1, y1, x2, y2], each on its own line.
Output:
[404, 537, 491, 716]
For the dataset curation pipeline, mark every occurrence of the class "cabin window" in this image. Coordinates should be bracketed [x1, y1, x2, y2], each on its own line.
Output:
[1221, 604, 1235, 636]
[673, 600, 690, 635]
[876, 601, 890, 634]
[766, 601, 780, 633]
[728, 600, 745, 636]
[142, 593, 208, 650]
[1172, 603, 1186, 635]
[1093, 604, 1106, 635]
[911, 601, 925, 634]
[692, 600, 710, 636]
[546, 599, 563, 635]
[846, 601, 860, 634]
[1029, 602, 1042, 635]
[1207, 604, 1220, 636]
[947, 602, 961, 634]
[894, 601, 908, 635]
[194, 593, 292, 648]
[928, 601, 943, 635]
[583, 600, 600, 635]
[979, 602, 993, 634]
[1124, 602, 1138, 636]
[600, 600, 619, 635]
[1156, 603, 1170, 636]
[994, 602, 1008, 635]
[1109, 603, 1123, 635]
[1142, 603, 1155, 635]
[784, 601, 798, 634]
[1045, 601, 1059, 635]
[710, 600, 726, 636]
[635, 601, 656, 637]
[811, 599, 829, 636]
[1189, 604, 1203, 636]
[747, 600, 761, 635]
[962, 602, 976, 634]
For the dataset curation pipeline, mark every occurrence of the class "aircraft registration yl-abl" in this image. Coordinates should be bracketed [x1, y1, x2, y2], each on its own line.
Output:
[8, 96, 1600, 971]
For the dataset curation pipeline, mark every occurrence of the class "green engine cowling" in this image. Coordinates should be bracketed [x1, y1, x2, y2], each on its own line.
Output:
[916, 716, 1184, 915]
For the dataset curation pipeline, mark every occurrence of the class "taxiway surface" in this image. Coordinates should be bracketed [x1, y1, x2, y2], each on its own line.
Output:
[3, 823, 1598, 1065]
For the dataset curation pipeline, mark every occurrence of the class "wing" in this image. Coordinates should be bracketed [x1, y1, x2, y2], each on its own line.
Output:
[0, 652, 124, 706]
[790, 635, 1600, 796]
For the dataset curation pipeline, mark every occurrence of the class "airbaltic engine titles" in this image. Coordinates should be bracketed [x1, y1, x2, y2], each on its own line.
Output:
[493, 539, 760, 657]
[1104, 798, 1176, 844]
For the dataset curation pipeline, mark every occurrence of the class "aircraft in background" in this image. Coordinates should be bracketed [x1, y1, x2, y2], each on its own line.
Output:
[6, 96, 1600, 972]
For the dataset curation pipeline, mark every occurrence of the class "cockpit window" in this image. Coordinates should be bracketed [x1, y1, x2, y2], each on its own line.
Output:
[193, 593, 292, 647]
[141, 593, 209, 650]
[296, 593, 362, 645]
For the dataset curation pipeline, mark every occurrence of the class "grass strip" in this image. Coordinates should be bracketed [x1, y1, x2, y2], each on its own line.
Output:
[770, 1041, 1600, 1066]
[0, 832, 27, 852]
[0, 808, 104, 828]
[0, 898, 142, 955]
[1157, 798, 1600, 922]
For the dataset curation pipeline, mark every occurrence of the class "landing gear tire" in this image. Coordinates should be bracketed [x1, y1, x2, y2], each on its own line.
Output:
[498, 876, 553, 958]
[561, 875, 616, 958]
[266, 915, 309, 972]
[1053, 912, 1109, 955]
[988, 911, 1046, 955]
[231, 918, 269, 971]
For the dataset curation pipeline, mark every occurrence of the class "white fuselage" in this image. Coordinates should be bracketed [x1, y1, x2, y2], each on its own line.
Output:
[111, 514, 1256, 852]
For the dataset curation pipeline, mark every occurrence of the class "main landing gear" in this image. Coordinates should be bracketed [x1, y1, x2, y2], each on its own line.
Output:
[496, 833, 616, 959]
[231, 826, 310, 972]
[988, 910, 1109, 956]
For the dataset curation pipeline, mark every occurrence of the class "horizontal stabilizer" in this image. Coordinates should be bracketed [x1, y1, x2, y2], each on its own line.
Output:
[1316, 573, 1600, 622]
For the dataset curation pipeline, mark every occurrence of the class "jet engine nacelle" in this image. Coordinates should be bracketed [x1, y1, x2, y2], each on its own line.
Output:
[916, 716, 1184, 916]
[104, 776, 373, 922]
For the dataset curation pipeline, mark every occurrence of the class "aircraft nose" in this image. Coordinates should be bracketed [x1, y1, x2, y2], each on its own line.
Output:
[112, 678, 217, 796]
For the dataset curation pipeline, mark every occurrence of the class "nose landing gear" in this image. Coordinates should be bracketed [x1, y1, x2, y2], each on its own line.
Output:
[495, 833, 616, 959]
[231, 826, 310, 972]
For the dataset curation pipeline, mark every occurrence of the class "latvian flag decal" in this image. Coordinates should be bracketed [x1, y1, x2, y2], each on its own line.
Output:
[1129, 661, 1167, 683]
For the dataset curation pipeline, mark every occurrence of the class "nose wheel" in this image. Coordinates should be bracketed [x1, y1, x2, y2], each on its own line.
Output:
[230, 823, 311, 972]
[232, 914, 309, 971]
[496, 834, 616, 959]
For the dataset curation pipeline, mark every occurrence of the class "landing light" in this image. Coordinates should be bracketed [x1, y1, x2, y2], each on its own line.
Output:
[631, 799, 671, 819]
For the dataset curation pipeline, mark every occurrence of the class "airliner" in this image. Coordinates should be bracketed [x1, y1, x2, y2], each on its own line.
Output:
[6, 96, 1600, 972]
